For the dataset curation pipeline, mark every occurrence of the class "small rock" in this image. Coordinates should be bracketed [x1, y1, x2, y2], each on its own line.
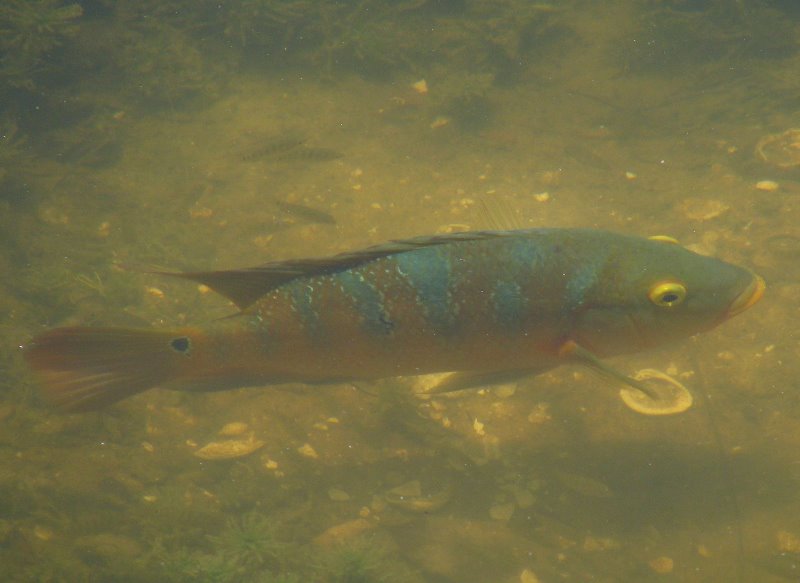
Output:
[412, 79, 428, 94]
[649, 556, 674, 574]
[489, 502, 515, 521]
[297, 443, 319, 459]
[755, 180, 780, 192]
[328, 488, 351, 502]
[194, 433, 265, 460]
[218, 422, 249, 436]
[777, 530, 800, 553]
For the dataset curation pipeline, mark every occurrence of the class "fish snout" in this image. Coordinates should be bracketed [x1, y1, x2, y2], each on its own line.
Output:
[727, 273, 765, 318]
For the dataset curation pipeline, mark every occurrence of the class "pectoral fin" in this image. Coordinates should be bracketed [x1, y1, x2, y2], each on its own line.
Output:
[558, 340, 660, 400]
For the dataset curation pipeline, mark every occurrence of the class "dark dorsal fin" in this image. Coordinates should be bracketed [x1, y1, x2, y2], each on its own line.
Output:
[160, 230, 518, 310]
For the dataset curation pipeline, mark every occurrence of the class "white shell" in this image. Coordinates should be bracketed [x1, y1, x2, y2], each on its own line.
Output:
[619, 369, 693, 416]
[193, 433, 265, 460]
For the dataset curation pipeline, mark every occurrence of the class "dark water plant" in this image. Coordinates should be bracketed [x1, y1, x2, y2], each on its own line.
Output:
[215, 0, 568, 83]
[222, 0, 314, 49]
[207, 510, 288, 575]
[0, 117, 32, 191]
[623, 0, 798, 73]
[116, 22, 224, 106]
[0, 0, 82, 91]
[315, 536, 424, 583]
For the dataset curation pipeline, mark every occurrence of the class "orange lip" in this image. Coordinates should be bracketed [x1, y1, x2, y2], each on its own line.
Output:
[727, 273, 765, 317]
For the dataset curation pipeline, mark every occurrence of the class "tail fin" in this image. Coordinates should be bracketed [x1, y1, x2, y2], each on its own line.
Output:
[24, 327, 187, 412]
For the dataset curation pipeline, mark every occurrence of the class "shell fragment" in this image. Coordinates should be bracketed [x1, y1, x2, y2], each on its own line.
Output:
[619, 369, 693, 416]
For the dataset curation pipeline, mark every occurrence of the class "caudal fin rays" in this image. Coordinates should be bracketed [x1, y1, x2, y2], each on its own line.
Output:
[24, 327, 187, 412]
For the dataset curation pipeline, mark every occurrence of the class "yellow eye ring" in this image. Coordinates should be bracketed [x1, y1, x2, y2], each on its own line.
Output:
[648, 281, 686, 307]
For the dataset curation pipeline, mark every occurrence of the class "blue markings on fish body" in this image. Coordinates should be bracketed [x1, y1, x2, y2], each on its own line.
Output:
[289, 282, 321, 334]
[564, 255, 602, 312]
[246, 312, 272, 354]
[492, 280, 526, 332]
[503, 238, 545, 272]
[335, 270, 394, 336]
[392, 246, 457, 334]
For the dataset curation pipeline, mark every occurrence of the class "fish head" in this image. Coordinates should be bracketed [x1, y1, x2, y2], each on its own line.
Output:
[572, 236, 764, 357]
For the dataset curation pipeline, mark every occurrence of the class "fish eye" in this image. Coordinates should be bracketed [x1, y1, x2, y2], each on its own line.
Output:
[648, 281, 687, 307]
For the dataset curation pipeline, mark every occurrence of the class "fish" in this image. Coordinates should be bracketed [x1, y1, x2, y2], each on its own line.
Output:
[238, 134, 343, 164]
[23, 228, 765, 412]
[274, 146, 343, 163]
[274, 200, 337, 226]
[238, 135, 308, 162]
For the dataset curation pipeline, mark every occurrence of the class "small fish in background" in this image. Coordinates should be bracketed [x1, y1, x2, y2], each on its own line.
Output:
[274, 200, 336, 226]
[238, 134, 308, 162]
[273, 146, 343, 163]
[237, 132, 343, 164]
[24, 228, 764, 413]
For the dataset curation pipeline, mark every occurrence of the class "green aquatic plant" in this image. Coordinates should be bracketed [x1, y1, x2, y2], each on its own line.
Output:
[307, 0, 566, 82]
[147, 509, 301, 582]
[190, 554, 243, 583]
[312, 1, 430, 78]
[117, 23, 223, 106]
[145, 540, 203, 583]
[198, 0, 568, 83]
[147, 538, 258, 583]
[315, 536, 423, 583]
[223, 0, 314, 48]
[207, 510, 288, 575]
[439, 1, 565, 72]
[623, 0, 798, 73]
[0, 0, 82, 90]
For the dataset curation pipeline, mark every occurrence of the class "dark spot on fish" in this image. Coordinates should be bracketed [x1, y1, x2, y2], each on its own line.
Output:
[169, 337, 191, 355]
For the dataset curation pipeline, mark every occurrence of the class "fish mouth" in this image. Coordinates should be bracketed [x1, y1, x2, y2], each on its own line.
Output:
[727, 273, 765, 317]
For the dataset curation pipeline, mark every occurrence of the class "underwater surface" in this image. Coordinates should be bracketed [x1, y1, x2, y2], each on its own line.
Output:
[1, 1, 799, 581]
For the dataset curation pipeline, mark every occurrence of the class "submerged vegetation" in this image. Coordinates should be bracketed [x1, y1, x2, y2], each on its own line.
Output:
[0, 0, 571, 112]
[206, 511, 288, 576]
[145, 511, 418, 583]
[0, 0, 82, 91]
[315, 537, 424, 583]
[623, 0, 798, 72]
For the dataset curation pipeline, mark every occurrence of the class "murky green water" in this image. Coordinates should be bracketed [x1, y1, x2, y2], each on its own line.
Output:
[1, 1, 799, 581]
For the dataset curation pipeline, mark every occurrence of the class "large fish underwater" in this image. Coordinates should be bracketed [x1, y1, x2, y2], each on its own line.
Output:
[24, 228, 764, 413]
